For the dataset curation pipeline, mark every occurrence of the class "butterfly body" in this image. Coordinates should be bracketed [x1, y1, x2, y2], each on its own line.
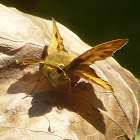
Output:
[42, 51, 74, 87]
[16, 18, 128, 94]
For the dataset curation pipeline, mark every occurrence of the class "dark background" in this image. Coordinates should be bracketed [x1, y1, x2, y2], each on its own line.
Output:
[0, 0, 139, 78]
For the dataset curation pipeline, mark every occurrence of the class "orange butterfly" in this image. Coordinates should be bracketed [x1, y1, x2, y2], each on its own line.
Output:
[16, 18, 128, 94]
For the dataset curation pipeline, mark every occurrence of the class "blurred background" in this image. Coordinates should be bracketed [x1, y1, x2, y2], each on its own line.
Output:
[0, 0, 139, 138]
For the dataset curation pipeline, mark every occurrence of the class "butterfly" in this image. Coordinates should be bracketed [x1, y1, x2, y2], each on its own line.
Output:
[16, 18, 128, 94]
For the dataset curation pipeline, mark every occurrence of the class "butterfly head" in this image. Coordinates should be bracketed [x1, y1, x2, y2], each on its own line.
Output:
[42, 62, 70, 88]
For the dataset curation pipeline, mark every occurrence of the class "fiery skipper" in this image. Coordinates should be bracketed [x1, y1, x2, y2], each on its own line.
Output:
[16, 18, 128, 94]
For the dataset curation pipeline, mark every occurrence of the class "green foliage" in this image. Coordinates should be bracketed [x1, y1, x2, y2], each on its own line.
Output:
[136, 128, 140, 140]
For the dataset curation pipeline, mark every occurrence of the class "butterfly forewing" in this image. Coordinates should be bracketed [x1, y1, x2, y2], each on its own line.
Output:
[68, 39, 128, 70]
[47, 18, 67, 55]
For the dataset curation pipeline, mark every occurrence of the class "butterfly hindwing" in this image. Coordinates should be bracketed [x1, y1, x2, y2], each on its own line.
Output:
[73, 66, 116, 93]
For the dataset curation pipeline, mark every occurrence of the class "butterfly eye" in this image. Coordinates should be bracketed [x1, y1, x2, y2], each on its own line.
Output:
[57, 68, 63, 74]
[57, 64, 65, 74]
[59, 64, 65, 70]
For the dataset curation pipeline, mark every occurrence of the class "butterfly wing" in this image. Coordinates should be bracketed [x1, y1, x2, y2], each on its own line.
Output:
[73, 66, 116, 93]
[68, 39, 128, 70]
[47, 18, 67, 55]
[16, 19, 67, 65]
[66, 39, 128, 93]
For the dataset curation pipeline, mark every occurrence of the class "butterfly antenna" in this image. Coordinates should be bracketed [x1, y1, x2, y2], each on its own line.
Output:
[22, 69, 42, 99]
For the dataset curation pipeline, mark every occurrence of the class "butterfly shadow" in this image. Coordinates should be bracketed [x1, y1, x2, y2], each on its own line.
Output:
[7, 65, 50, 95]
[28, 82, 107, 135]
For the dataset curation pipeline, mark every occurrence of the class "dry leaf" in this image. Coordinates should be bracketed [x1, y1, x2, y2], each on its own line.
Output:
[0, 3, 140, 140]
